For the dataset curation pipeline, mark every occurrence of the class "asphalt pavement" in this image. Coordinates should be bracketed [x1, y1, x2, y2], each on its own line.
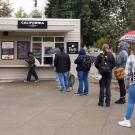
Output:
[0, 79, 134, 135]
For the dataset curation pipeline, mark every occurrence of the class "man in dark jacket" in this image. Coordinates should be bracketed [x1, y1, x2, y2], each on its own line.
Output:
[74, 48, 90, 96]
[54, 47, 71, 91]
[95, 44, 115, 107]
[25, 52, 39, 82]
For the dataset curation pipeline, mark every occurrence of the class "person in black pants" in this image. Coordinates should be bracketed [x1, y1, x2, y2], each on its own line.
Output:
[25, 52, 39, 82]
[115, 41, 129, 104]
[95, 44, 115, 107]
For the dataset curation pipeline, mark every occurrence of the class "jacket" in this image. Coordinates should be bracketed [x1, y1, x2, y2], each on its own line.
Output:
[116, 42, 129, 68]
[74, 48, 87, 71]
[25, 55, 35, 68]
[54, 51, 71, 73]
[95, 52, 115, 75]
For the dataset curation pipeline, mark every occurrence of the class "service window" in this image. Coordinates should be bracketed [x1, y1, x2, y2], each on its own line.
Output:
[42, 42, 54, 65]
[32, 43, 42, 64]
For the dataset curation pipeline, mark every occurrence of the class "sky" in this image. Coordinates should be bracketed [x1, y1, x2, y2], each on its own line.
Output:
[8, 0, 48, 14]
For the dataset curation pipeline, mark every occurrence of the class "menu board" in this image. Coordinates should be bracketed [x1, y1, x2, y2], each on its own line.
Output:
[1, 42, 14, 60]
[32, 43, 41, 64]
[17, 41, 30, 59]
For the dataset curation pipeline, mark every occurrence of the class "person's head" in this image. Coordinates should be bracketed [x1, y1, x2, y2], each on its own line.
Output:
[118, 41, 129, 52]
[59, 47, 64, 52]
[78, 48, 86, 55]
[28, 52, 33, 57]
[102, 44, 109, 52]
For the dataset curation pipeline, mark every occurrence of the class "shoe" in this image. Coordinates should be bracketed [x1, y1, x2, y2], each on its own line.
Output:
[106, 104, 110, 107]
[98, 102, 103, 107]
[115, 98, 126, 104]
[35, 80, 39, 83]
[74, 92, 83, 96]
[84, 93, 88, 96]
[24, 80, 28, 82]
[65, 90, 70, 92]
[118, 118, 131, 128]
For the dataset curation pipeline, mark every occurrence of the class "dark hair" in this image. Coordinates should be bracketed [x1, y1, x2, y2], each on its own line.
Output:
[60, 47, 64, 52]
[28, 52, 33, 56]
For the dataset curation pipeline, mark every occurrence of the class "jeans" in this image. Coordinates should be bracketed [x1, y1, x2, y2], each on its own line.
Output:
[118, 79, 126, 98]
[77, 71, 89, 94]
[99, 73, 111, 105]
[57, 72, 69, 91]
[27, 65, 38, 81]
[125, 84, 135, 120]
[56, 72, 61, 88]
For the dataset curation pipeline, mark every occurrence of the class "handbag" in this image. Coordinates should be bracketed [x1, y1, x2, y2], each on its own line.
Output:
[114, 67, 125, 80]
[34, 57, 40, 66]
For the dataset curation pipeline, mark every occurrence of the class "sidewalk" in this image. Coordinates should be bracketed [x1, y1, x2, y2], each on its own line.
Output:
[0, 80, 134, 135]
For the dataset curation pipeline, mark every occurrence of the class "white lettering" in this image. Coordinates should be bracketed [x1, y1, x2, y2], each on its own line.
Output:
[20, 21, 44, 25]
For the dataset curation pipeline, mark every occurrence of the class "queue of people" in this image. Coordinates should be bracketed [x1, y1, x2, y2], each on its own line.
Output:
[24, 42, 135, 128]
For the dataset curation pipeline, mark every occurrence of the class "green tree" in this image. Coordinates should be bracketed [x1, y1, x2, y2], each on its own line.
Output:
[15, 7, 29, 18]
[45, 0, 135, 47]
[0, 1, 13, 17]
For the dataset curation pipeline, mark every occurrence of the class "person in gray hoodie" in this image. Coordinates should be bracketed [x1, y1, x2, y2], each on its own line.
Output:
[115, 41, 129, 104]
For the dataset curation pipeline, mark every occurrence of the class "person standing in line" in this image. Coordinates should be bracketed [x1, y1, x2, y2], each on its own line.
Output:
[54, 47, 71, 92]
[95, 44, 115, 107]
[25, 52, 39, 82]
[118, 49, 135, 128]
[74, 48, 90, 96]
[115, 42, 129, 104]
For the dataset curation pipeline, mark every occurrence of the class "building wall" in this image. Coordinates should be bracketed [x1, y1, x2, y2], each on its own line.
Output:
[0, 18, 80, 80]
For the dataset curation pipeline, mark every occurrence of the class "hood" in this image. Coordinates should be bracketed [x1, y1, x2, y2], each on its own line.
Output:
[78, 48, 86, 55]
[118, 41, 129, 52]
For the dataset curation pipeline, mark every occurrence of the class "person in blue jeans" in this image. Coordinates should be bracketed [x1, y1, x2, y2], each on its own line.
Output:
[118, 53, 135, 128]
[74, 48, 89, 96]
[54, 47, 71, 92]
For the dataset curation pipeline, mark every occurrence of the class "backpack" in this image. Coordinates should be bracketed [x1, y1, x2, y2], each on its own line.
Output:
[82, 55, 91, 71]
[99, 54, 111, 73]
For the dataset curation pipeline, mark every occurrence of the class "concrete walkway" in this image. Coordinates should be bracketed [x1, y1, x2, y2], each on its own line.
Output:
[0, 80, 134, 135]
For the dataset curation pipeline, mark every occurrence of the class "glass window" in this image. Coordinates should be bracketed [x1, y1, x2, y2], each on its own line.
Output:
[55, 37, 64, 42]
[32, 43, 42, 64]
[32, 37, 42, 42]
[44, 57, 53, 65]
[55, 43, 64, 49]
[43, 37, 54, 42]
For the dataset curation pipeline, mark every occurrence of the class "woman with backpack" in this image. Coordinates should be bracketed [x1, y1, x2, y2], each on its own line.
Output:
[74, 48, 91, 96]
[95, 44, 115, 107]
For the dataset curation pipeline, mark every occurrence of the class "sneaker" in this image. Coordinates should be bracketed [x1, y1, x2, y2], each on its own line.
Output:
[24, 80, 28, 83]
[35, 80, 39, 83]
[115, 99, 126, 104]
[106, 104, 110, 107]
[84, 93, 88, 96]
[118, 118, 131, 128]
[98, 102, 103, 107]
[74, 92, 83, 96]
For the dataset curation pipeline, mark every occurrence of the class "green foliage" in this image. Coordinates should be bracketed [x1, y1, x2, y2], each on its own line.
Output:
[45, 0, 135, 47]
[15, 7, 29, 18]
[0, 1, 13, 17]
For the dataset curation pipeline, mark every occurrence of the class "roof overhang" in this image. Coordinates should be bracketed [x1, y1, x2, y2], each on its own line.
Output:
[0, 24, 74, 32]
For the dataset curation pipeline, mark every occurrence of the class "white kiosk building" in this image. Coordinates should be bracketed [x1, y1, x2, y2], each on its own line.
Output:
[0, 18, 80, 81]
